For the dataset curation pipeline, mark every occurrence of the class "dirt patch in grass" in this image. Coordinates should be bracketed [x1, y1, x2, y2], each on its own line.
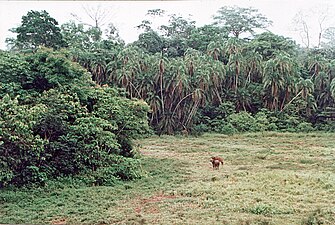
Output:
[51, 218, 67, 225]
[133, 193, 177, 215]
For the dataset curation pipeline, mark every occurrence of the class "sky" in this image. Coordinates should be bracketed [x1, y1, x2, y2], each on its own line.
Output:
[0, 0, 335, 50]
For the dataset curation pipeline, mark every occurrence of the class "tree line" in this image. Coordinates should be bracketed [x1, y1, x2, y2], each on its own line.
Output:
[5, 7, 335, 134]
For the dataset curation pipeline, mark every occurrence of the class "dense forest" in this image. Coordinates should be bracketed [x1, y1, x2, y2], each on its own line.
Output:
[1, 6, 335, 187]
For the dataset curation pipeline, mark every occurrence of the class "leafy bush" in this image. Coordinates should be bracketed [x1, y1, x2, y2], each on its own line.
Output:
[0, 51, 29, 98]
[189, 123, 209, 136]
[195, 101, 236, 134]
[227, 111, 258, 132]
[0, 50, 150, 187]
[254, 109, 278, 131]
[80, 158, 143, 186]
[201, 108, 280, 134]
[23, 48, 93, 91]
[214, 122, 237, 135]
[213, 102, 236, 119]
[314, 121, 335, 132]
[296, 122, 315, 132]
[270, 111, 300, 132]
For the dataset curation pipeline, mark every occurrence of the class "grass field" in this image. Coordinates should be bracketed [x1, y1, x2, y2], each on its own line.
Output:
[0, 132, 335, 224]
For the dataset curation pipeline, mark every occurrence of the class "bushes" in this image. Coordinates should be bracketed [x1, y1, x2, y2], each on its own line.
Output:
[0, 88, 150, 187]
[0, 49, 150, 187]
[76, 157, 144, 186]
[0, 95, 48, 186]
[194, 105, 317, 134]
[227, 111, 258, 132]
[296, 122, 315, 132]
[214, 122, 237, 135]
[209, 111, 274, 134]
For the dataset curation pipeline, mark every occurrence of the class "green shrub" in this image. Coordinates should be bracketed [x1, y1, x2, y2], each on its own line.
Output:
[214, 101, 236, 119]
[275, 113, 302, 132]
[83, 167, 121, 186]
[254, 110, 278, 131]
[214, 122, 237, 135]
[80, 157, 143, 186]
[19, 166, 48, 186]
[0, 95, 48, 186]
[296, 122, 315, 132]
[0, 164, 14, 188]
[314, 121, 335, 132]
[0, 50, 150, 187]
[208, 109, 279, 134]
[227, 111, 258, 132]
[196, 102, 236, 133]
[188, 123, 208, 136]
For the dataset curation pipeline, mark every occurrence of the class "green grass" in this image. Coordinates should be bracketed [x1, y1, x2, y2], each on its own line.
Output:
[1, 132, 335, 224]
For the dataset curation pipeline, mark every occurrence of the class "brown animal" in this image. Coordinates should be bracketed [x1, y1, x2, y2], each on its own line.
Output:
[210, 156, 224, 170]
[211, 159, 221, 170]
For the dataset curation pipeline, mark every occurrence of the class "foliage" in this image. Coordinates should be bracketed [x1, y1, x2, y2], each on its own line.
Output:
[85, 87, 151, 156]
[296, 122, 315, 132]
[61, 21, 116, 50]
[7, 10, 67, 50]
[275, 113, 303, 132]
[136, 9, 196, 57]
[314, 121, 335, 132]
[78, 157, 144, 186]
[5, 7, 335, 137]
[254, 110, 278, 131]
[0, 51, 29, 98]
[249, 204, 275, 216]
[186, 25, 228, 52]
[57, 8, 335, 135]
[24, 48, 93, 91]
[0, 49, 150, 187]
[227, 111, 259, 132]
[214, 122, 237, 135]
[212, 6, 272, 38]
[0, 95, 48, 186]
[133, 31, 166, 54]
[249, 32, 298, 60]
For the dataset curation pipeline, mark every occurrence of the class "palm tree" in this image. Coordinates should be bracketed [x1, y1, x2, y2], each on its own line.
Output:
[264, 51, 302, 111]
[263, 61, 284, 110]
[111, 46, 146, 98]
[208, 59, 226, 105]
[299, 78, 314, 99]
[207, 41, 223, 61]
[313, 59, 335, 109]
[223, 38, 245, 94]
[244, 50, 263, 85]
[307, 54, 327, 78]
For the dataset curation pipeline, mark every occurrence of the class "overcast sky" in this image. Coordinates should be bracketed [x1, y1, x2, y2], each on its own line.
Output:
[0, 0, 335, 50]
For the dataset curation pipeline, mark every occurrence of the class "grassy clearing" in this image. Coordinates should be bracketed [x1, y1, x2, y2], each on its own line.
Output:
[1, 132, 335, 224]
